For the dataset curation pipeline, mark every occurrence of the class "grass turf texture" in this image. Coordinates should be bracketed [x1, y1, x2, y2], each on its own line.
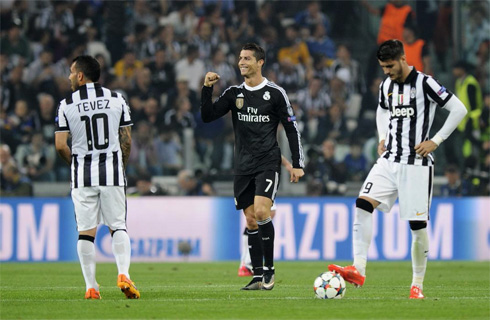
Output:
[0, 261, 488, 319]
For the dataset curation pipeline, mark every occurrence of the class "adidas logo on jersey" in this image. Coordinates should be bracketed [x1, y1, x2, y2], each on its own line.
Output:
[391, 105, 415, 118]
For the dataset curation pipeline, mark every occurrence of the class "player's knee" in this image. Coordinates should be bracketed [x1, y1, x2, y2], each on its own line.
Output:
[245, 215, 257, 229]
[110, 228, 127, 237]
[254, 206, 270, 221]
[409, 221, 427, 230]
[356, 198, 374, 213]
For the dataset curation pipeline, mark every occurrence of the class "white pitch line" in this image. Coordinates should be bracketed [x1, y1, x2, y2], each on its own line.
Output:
[0, 296, 488, 303]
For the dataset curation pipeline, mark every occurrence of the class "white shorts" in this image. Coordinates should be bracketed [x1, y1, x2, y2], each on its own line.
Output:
[71, 186, 127, 231]
[359, 158, 433, 221]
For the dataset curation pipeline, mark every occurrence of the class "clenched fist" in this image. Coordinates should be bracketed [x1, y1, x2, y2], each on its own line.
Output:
[204, 72, 220, 87]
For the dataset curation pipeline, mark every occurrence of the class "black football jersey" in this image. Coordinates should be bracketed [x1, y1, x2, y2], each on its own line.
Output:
[201, 78, 305, 175]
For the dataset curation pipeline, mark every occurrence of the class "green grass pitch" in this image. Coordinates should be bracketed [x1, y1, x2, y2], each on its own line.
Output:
[0, 261, 488, 319]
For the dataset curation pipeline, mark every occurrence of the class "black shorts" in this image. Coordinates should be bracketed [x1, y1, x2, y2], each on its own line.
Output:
[234, 170, 280, 210]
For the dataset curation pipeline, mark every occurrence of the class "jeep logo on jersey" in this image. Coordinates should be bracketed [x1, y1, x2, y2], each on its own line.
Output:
[263, 91, 270, 100]
[391, 105, 415, 118]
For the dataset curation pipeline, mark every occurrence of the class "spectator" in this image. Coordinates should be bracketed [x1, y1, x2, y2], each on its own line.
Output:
[147, 48, 175, 98]
[140, 97, 163, 127]
[1, 65, 34, 114]
[127, 121, 160, 177]
[402, 24, 432, 74]
[127, 172, 167, 196]
[34, 0, 76, 61]
[113, 50, 143, 87]
[331, 44, 366, 95]
[463, 4, 490, 66]
[154, 25, 182, 63]
[15, 131, 56, 182]
[440, 165, 471, 197]
[205, 47, 237, 89]
[0, 20, 31, 65]
[161, 1, 197, 43]
[174, 44, 205, 92]
[166, 75, 199, 114]
[191, 19, 220, 60]
[296, 77, 331, 142]
[177, 169, 216, 196]
[343, 142, 368, 182]
[127, 67, 159, 101]
[306, 22, 336, 60]
[132, 0, 158, 30]
[305, 139, 347, 195]
[316, 102, 349, 144]
[452, 61, 483, 164]
[94, 53, 115, 88]
[361, 0, 414, 45]
[253, 2, 282, 40]
[22, 49, 58, 97]
[355, 77, 382, 139]
[278, 23, 312, 70]
[272, 58, 306, 94]
[0, 161, 32, 197]
[295, 1, 331, 35]
[154, 125, 182, 175]
[129, 23, 156, 66]
[35, 93, 56, 144]
[7, 99, 37, 145]
[163, 96, 196, 138]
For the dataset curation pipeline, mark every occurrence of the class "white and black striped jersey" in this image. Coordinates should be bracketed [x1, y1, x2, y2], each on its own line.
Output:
[201, 78, 305, 175]
[379, 67, 453, 166]
[55, 83, 133, 188]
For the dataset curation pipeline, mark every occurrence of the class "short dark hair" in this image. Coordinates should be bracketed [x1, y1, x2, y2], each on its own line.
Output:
[377, 40, 405, 62]
[72, 55, 100, 82]
[241, 43, 266, 66]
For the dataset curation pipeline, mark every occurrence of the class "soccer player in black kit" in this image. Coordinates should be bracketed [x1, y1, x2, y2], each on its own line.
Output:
[201, 43, 305, 290]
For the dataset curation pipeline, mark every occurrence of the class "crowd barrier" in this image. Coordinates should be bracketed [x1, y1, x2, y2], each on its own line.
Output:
[1, 197, 488, 262]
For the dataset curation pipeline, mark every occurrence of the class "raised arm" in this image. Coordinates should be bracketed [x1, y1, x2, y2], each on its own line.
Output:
[201, 72, 231, 123]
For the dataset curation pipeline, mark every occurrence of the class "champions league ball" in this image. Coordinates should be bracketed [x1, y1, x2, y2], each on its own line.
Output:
[313, 271, 346, 299]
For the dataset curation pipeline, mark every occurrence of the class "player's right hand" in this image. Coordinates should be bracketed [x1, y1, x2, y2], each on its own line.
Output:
[377, 139, 386, 156]
[204, 72, 220, 87]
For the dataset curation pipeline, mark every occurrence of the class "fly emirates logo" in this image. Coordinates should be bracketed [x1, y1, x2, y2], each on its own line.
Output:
[238, 107, 270, 123]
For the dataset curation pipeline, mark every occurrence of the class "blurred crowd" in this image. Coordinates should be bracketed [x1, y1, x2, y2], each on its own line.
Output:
[0, 0, 488, 197]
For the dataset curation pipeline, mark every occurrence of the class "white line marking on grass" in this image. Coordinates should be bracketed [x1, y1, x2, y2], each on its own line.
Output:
[1, 296, 488, 303]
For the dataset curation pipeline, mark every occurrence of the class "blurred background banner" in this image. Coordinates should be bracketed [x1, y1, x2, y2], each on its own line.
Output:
[1, 197, 488, 262]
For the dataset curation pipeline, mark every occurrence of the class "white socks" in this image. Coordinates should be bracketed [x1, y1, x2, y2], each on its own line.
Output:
[77, 240, 97, 291]
[411, 228, 429, 289]
[112, 230, 132, 278]
[352, 207, 373, 276]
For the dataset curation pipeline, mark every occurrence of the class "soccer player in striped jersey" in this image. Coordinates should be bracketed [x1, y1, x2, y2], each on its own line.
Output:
[201, 43, 305, 290]
[329, 40, 467, 299]
[55, 55, 140, 300]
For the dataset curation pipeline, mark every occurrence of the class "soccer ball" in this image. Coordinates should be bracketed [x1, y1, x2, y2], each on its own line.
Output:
[313, 271, 346, 299]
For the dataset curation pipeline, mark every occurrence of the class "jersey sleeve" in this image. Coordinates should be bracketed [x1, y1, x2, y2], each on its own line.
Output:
[277, 89, 305, 168]
[424, 76, 453, 107]
[200, 85, 231, 122]
[55, 100, 70, 132]
[119, 94, 133, 127]
[378, 80, 388, 110]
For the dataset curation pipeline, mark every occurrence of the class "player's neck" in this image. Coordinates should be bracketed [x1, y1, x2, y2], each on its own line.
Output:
[244, 74, 264, 88]
[400, 66, 412, 83]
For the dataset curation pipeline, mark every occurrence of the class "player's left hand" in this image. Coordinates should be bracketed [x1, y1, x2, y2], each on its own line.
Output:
[290, 168, 305, 183]
[414, 140, 438, 157]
